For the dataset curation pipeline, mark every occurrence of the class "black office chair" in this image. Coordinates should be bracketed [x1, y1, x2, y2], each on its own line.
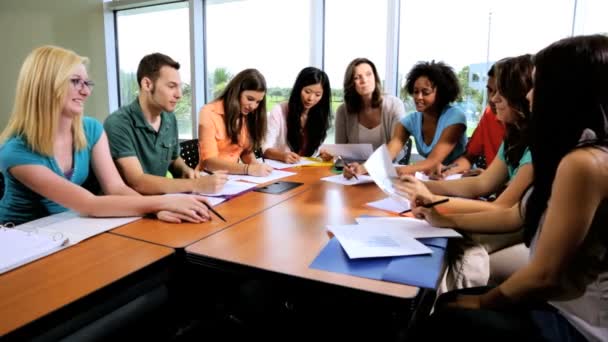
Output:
[179, 139, 200, 169]
[397, 138, 413, 165]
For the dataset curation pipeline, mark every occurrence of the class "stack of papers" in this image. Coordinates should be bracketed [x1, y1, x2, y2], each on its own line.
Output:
[328, 217, 460, 259]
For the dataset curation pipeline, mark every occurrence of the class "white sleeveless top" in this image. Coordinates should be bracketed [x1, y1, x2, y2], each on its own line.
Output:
[526, 146, 608, 341]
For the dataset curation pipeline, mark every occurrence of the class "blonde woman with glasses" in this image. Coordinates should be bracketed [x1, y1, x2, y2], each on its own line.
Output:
[0, 45, 212, 225]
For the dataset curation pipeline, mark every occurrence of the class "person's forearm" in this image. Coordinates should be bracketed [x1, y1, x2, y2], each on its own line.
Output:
[397, 159, 438, 174]
[170, 158, 191, 178]
[426, 176, 487, 198]
[437, 196, 510, 214]
[447, 205, 522, 233]
[263, 148, 286, 162]
[126, 174, 198, 195]
[203, 157, 248, 175]
[76, 194, 165, 218]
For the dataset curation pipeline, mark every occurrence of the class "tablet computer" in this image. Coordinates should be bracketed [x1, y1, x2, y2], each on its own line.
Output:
[254, 181, 303, 195]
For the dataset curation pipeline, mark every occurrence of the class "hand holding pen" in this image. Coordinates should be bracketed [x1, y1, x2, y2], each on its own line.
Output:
[408, 196, 455, 228]
[337, 156, 359, 180]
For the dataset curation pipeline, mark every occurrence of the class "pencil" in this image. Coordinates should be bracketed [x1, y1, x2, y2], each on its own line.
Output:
[202, 201, 226, 222]
[399, 198, 449, 215]
[203, 169, 214, 175]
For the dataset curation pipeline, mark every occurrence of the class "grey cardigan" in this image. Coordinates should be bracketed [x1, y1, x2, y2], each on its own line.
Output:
[334, 94, 405, 149]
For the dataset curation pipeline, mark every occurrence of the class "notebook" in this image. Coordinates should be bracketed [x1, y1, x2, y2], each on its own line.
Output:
[0, 211, 142, 274]
[0, 227, 68, 274]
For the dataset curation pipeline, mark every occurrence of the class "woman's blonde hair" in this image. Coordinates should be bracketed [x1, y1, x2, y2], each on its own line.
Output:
[0, 45, 89, 156]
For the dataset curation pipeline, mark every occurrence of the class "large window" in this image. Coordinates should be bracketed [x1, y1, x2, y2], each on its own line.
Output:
[324, 0, 389, 129]
[574, 0, 608, 35]
[115, 2, 193, 138]
[205, 0, 314, 113]
[398, 0, 574, 135]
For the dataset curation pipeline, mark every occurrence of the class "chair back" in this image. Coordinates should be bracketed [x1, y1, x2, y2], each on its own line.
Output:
[397, 138, 413, 165]
[180, 139, 200, 169]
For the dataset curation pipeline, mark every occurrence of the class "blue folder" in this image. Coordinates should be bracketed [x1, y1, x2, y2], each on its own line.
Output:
[310, 237, 447, 289]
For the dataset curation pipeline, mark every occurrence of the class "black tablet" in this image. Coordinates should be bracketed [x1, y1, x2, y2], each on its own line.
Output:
[254, 181, 303, 194]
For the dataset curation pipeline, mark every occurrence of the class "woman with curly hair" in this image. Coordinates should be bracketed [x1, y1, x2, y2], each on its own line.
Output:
[344, 60, 466, 177]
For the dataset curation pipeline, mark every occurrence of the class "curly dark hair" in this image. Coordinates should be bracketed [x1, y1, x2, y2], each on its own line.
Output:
[404, 61, 460, 114]
[286, 67, 332, 156]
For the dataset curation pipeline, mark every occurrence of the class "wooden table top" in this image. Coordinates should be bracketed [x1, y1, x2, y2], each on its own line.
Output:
[186, 180, 419, 299]
[110, 166, 334, 248]
[0, 233, 173, 336]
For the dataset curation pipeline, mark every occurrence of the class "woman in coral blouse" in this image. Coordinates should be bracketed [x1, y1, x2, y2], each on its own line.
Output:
[197, 69, 273, 176]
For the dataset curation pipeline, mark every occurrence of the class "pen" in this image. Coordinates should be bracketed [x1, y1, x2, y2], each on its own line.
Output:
[258, 148, 265, 163]
[337, 155, 358, 180]
[202, 201, 227, 222]
[203, 169, 214, 175]
[399, 198, 450, 215]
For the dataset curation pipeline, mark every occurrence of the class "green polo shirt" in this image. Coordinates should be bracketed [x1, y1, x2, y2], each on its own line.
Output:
[104, 99, 179, 177]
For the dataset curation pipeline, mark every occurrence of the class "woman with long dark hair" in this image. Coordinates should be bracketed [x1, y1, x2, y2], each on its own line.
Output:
[263, 67, 333, 163]
[197, 68, 273, 176]
[411, 35, 608, 341]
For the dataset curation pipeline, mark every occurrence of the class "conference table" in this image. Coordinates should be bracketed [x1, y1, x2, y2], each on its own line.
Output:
[0, 233, 173, 339]
[1, 165, 441, 339]
[110, 166, 334, 249]
[186, 178, 420, 299]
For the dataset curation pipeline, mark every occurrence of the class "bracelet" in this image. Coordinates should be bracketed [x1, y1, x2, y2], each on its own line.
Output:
[244, 164, 249, 175]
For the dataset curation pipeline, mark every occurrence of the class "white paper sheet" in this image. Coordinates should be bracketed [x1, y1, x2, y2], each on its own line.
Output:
[319, 143, 374, 160]
[366, 197, 410, 213]
[227, 169, 296, 184]
[363, 145, 409, 207]
[255, 158, 316, 169]
[415, 172, 463, 181]
[327, 224, 432, 259]
[355, 217, 462, 238]
[197, 180, 257, 196]
[320, 174, 374, 185]
[18, 211, 141, 245]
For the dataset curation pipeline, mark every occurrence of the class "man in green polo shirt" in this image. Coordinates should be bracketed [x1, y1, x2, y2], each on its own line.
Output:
[104, 53, 227, 196]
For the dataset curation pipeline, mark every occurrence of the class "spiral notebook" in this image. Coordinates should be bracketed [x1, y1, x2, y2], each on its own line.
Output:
[0, 227, 68, 274]
[0, 211, 141, 275]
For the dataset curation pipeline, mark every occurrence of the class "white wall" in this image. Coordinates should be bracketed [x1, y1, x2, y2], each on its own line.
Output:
[0, 0, 110, 129]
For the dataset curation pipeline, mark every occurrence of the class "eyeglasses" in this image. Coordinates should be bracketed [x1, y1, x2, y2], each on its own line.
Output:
[70, 78, 95, 91]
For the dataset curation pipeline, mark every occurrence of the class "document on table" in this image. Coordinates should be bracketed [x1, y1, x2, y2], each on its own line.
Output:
[17, 211, 141, 245]
[321, 174, 374, 185]
[366, 197, 410, 213]
[256, 158, 316, 169]
[415, 172, 462, 181]
[355, 217, 462, 238]
[227, 169, 296, 184]
[197, 180, 257, 196]
[327, 224, 432, 259]
[363, 145, 409, 206]
[319, 143, 373, 160]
